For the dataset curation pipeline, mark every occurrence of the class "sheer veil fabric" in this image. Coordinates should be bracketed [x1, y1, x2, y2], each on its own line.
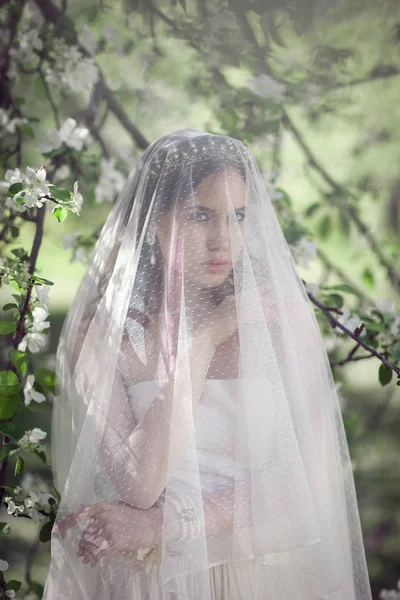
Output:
[43, 130, 372, 599]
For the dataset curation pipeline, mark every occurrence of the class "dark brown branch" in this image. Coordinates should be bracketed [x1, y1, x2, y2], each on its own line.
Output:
[0, 206, 46, 507]
[281, 106, 400, 293]
[307, 290, 400, 379]
[33, 0, 149, 150]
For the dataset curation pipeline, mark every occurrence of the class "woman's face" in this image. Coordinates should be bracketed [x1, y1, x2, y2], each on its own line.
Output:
[157, 167, 246, 289]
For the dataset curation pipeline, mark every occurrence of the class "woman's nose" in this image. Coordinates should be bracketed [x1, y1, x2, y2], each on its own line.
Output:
[207, 220, 230, 251]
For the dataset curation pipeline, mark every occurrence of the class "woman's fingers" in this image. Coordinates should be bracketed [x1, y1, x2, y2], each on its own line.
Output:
[54, 504, 96, 536]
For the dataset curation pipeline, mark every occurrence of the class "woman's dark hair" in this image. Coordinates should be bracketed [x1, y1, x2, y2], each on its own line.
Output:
[133, 136, 248, 323]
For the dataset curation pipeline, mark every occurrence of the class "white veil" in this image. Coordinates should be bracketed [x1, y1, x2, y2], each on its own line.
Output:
[44, 129, 372, 599]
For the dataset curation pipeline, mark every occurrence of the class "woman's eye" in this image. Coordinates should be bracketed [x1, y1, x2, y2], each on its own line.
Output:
[188, 212, 208, 222]
[235, 211, 245, 222]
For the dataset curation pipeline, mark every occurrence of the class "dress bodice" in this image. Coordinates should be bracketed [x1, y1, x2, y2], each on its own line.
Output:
[126, 379, 248, 495]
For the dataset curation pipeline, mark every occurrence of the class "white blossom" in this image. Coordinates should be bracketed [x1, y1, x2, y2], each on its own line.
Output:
[63, 231, 80, 250]
[18, 332, 48, 353]
[6, 589, 16, 598]
[0, 108, 28, 134]
[290, 237, 318, 269]
[19, 427, 47, 447]
[69, 181, 84, 214]
[36, 284, 51, 307]
[45, 40, 99, 95]
[2, 167, 27, 211]
[23, 375, 46, 406]
[305, 282, 321, 298]
[0, 559, 9, 572]
[78, 23, 97, 54]
[248, 74, 286, 103]
[335, 307, 367, 337]
[30, 306, 50, 332]
[376, 298, 396, 314]
[54, 164, 71, 181]
[14, 166, 49, 209]
[95, 157, 125, 204]
[38, 118, 91, 153]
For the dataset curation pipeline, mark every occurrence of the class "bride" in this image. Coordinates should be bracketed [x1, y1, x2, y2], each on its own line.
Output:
[43, 130, 372, 599]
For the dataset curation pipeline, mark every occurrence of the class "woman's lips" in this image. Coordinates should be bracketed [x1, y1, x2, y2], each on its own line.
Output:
[204, 260, 231, 272]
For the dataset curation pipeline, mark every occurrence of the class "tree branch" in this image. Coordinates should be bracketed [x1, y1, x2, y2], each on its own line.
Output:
[281, 106, 400, 293]
[33, 0, 150, 150]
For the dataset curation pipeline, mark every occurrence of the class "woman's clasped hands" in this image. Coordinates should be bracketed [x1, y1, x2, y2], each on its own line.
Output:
[53, 500, 163, 568]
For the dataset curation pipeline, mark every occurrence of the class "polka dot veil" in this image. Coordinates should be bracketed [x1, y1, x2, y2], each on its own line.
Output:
[44, 130, 372, 600]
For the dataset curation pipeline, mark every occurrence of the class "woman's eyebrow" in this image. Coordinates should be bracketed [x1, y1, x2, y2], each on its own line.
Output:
[183, 204, 246, 212]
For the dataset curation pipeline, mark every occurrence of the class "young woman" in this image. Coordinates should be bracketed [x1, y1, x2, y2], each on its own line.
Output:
[43, 130, 372, 599]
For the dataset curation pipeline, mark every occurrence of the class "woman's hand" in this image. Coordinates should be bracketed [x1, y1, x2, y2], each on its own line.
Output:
[195, 294, 239, 350]
[53, 501, 163, 567]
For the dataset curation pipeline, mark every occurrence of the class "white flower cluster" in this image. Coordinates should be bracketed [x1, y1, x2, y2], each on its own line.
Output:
[45, 39, 99, 95]
[18, 305, 49, 354]
[248, 74, 286, 104]
[290, 237, 318, 269]
[38, 118, 91, 153]
[4, 477, 54, 524]
[334, 306, 367, 337]
[63, 232, 89, 264]
[18, 427, 47, 449]
[2, 166, 83, 215]
[0, 108, 28, 135]
[379, 579, 400, 600]
[23, 374, 46, 406]
[95, 157, 125, 204]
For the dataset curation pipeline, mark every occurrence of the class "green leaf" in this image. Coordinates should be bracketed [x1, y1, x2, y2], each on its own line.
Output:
[0, 371, 20, 395]
[34, 448, 47, 464]
[0, 420, 17, 437]
[8, 182, 24, 195]
[48, 185, 71, 202]
[9, 279, 24, 292]
[304, 202, 321, 217]
[34, 368, 56, 393]
[324, 293, 344, 309]
[9, 350, 28, 377]
[39, 520, 53, 543]
[0, 321, 17, 335]
[31, 275, 54, 286]
[318, 214, 332, 239]
[52, 206, 68, 223]
[362, 267, 375, 289]
[30, 581, 44, 597]
[327, 284, 360, 298]
[21, 123, 34, 138]
[0, 522, 11, 535]
[220, 109, 239, 132]
[14, 455, 24, 476]
[379, 364, 393, 386]
[0, 393, 21, 420]
[6, 580, 22, 591]
[0, 442, 18, 462]
[397, 380, 400, 387]
[2, 303, 18, 311]
[11, 225, 19, 238]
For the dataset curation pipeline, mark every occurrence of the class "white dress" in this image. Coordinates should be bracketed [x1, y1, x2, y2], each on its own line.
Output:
[116, 379, 340, 600]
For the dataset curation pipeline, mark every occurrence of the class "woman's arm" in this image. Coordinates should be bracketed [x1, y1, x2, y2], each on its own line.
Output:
[100, 329, 215, 510]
